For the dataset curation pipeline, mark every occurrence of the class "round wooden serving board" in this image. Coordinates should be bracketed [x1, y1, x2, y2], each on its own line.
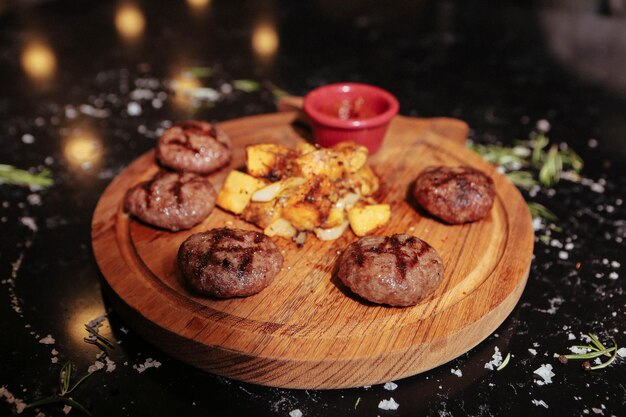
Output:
[92, 112, 534, 389]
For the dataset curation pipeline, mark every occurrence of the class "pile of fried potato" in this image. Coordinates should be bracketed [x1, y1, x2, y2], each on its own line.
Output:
[216, 142, 390, 242]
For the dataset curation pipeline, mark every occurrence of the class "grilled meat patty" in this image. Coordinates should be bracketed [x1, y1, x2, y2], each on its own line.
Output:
[178, 228, 283, 298]
[156, 120, 231, 174]
[413, 165, 495, 224]
[124, 171, 216, 231]
[337, 234, 444, 307]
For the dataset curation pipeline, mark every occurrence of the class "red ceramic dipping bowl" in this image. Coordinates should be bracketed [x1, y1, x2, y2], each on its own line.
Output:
[303, 83, 399, 154]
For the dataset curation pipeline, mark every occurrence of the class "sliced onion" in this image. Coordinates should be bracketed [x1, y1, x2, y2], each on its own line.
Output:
[314, 221, 350, 241]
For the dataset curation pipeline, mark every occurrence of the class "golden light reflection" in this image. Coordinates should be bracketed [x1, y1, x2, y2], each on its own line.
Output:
[67, 303, 108, 345]
[252, 23, 279, 60]
[21, 41, 57, 81]
[63, 129, 103, 171]
[169, 70, 202, 109]
[115, 4, 145, 41]
[186, 0, 211, 11]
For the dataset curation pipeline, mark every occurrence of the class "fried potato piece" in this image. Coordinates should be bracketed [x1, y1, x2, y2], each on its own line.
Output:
[348, 204, 391, 236]
[246, 144, 296, 180]
[216, 171, 267, 214]
[282, 177, 334, 230]
[241, 200, 282, 229]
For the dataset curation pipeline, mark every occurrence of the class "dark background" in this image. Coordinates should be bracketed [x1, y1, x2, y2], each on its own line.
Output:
[1, 1, 625, 416]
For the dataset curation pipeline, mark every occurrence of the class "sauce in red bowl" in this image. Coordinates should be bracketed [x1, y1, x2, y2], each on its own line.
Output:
[303, 83, 399, 153]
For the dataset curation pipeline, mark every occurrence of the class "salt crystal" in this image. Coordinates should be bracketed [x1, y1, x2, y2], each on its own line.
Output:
[20, 217, 38, 233]
[591, 408, 604, 415]
[611, 261, 620, 268]
[289, 409, 303, 417]
[383, 382, 398, 391]
[484, 346, 502, 370]
[558, 251, 568, 260]
[51, 349, 58, 355]
[378, 397, 399, 410]
[133, 358, 162, 373]
[564, 243, 574, 250]
[587, 138, 598, 148]
[528, 348, 537, 356]
[532, 399, 549, 408]
[39, 334, 55, 345]
[568, 333, 576, 340]
[569, 346, 591, 354]
[22, 134, 35, 144]
[450, 367, 462, 377]
[617, 347, 626, 358]
[609, 272, 618, 280]
[534, 364, 555, 385]
[27, 194, 41, 206]
[105, 357, 116, 372]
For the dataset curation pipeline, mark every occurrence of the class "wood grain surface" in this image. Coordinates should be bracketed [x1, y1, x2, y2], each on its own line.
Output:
[91, 112, 534, 389]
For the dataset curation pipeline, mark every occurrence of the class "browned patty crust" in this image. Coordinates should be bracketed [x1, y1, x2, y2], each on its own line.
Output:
[337, 234, 444, 307]
[413, 165, 495, 224]
[156, 120, 232, 174]
[124, 171, 216, 231]
[178, 228, 283, 298]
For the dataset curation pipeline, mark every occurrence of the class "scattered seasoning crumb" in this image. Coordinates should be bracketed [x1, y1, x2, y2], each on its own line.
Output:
[22, 134, 35, 144]
[105, 356, 116, 372]
[39, 334, 55, 345]
[120, 327, 129, 334]
[63, 404, 72, 414]
[27, 194, 42, 206]
[558, 251, 568, 260]
[383, 382, 398, 391]
[533, 364, 555, 385]
[528, 348, 537, 356]
[537, 297, 564, 315]
[568, 333, 576, 340]
[51, 357, 58, 364]
[88, 360, 105, 374]
[591, 407, 604, 415]
[532, 399, 549, 409]
[378, 397, 399, 411]
[133, 358, 162, 373]
[0, 386, 27, 414]
[289, 409, 303, 417]
[608, 272, 618, 280]
[450, 367, 462, 377]
[484, 346, 503, 370]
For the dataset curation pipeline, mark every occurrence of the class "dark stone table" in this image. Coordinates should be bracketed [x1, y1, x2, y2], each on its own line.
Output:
[1, 1, 624, 416]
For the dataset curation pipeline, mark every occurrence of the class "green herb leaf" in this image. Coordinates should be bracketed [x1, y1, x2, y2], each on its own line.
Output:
[505, 171, 537, 189]
[538, 145, 563, 187]
[0, 164, 54, 188]
[527, 202, 557, 221]
[531, 134, 549, 164]
[590, 341, 618, 370]
[233, 79, 262, 93]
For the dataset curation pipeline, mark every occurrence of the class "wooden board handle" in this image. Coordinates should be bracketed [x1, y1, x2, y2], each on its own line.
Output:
[276, 96, 468, 145]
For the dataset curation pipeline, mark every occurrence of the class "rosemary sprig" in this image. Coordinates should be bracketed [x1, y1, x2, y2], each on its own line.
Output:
[538, 145, 563, 187]
[0, 164, 54, 188]
[26, 361, 98, 416]
[496, 352, 511, 371]
[184, 66, 214, 78]
[527, 202, 557, 222]
[83, 325, 115, 350]
[558, 333, 620, 371]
